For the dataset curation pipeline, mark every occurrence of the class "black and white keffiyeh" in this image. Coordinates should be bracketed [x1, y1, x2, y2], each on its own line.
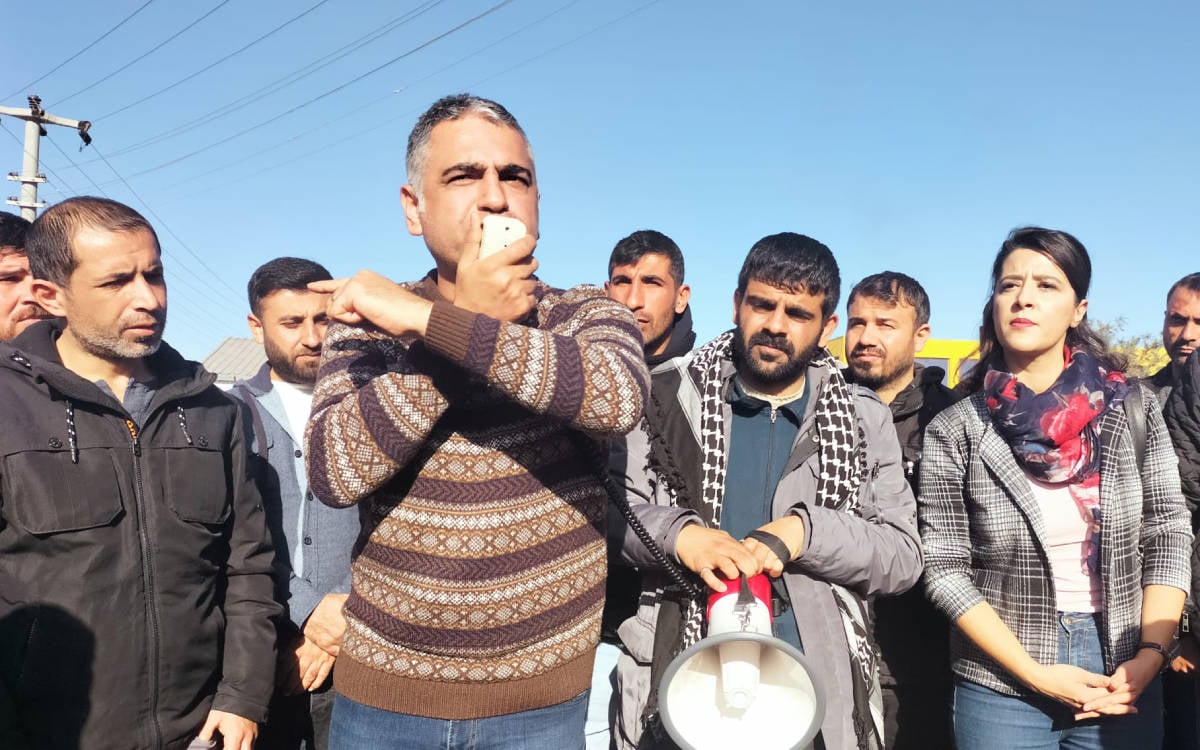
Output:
[642, 331, 883, 749]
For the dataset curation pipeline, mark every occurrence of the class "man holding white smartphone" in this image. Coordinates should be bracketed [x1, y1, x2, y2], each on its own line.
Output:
[304, 94, 650, 749]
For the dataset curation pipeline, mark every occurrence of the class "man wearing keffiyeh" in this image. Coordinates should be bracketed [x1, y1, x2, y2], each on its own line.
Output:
[609, 233, 923, 750]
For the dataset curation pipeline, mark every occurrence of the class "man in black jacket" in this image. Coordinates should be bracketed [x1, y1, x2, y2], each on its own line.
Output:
[1150, 272, 1200, 405]
[0, 197, 279, 750]
[844, 271, 959, 750]
[590, 229, 696, 748]
[606, 230, 695, 367]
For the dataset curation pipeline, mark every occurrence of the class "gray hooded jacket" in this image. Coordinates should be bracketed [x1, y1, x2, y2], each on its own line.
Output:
[610, 349, 922, 750]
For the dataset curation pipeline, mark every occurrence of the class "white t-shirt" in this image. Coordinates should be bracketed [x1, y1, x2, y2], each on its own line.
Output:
[272, 378, 314, 440]
[1025, 472, 1102, 613]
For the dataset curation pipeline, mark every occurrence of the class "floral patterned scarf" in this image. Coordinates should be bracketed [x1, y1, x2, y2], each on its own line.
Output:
[983, 348, 1129, 573]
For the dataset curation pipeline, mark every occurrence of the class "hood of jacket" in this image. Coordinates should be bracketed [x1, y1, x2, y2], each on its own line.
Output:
[888, 362, 947, 421]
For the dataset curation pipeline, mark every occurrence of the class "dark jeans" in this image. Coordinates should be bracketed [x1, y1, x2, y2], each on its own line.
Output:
[1162, 668, 1200, 749]
[258, 679, 336, 750]
[882, 682, 955, 750]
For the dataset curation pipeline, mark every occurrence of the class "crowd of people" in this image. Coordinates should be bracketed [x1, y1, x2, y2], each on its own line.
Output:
[0, 92, 1198, 750]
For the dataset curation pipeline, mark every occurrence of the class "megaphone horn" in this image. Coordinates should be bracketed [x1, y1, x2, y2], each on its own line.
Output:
[658, 573, 825, 750]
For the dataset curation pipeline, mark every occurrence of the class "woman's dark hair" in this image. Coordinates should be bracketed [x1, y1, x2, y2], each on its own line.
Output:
[958, 226, 1126, 393]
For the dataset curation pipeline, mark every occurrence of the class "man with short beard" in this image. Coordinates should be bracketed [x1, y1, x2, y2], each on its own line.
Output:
[1152, 272, 1200, 748]
[0, 197, 279, 750]
[844, 272, 959, 750]
[231, 258, 359, 750]
[0, 212, 52, 341]
[610, 233, 922, 749]
[1151, 273, 1200, 405]
[605, 230, 694, 366]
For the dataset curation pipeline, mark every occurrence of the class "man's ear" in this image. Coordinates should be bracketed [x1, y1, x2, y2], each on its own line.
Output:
[400, 184, 423, 237]
[674, 284, 691, 314]
[247, 313, 265, 345]
[914, 323, 932, 354]
[732, 290, 743, 326]
[818, 313, 839, 347]
[32, 279, 67, 317]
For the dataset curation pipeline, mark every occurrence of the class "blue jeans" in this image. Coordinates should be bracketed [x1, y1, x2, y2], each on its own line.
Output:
[328, 690, 589, 750]
[954, 612, 1163, 750]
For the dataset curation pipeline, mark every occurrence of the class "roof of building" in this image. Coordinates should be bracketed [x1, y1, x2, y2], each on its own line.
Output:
[202, 337, 266, 385]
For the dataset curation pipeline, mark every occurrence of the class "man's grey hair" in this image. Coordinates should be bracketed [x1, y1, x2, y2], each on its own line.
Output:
[405, 93, 531, 198]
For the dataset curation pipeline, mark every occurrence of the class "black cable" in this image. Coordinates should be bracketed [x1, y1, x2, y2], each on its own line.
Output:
[95, 0, 447, 161]
[3, 0, 159, 100]
[122, 0, 514, 181]
[96, 0, 337, 122]
[90, 145, 246, 307]
[152, 0, 656, 202]
[45, 132, 110, 197]
[53, 0, 234, 107]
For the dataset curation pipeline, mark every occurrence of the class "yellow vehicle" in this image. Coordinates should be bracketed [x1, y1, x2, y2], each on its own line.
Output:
[828, 337, 980, 388]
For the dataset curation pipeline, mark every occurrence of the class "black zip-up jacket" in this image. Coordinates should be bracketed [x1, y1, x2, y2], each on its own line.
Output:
[852, 364, 960, 690]
[0, 320, 279, 750]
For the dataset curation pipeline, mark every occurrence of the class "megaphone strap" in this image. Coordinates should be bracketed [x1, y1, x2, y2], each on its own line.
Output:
[745, 529, 793, 567]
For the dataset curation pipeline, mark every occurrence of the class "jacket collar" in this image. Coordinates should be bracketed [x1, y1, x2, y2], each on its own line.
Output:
[0, 318, 215, 410]
[645, 305, 697, 368]
[887, 363, 946, 420]
[970, 392, 1050, 549]
[236, 361, 275, 397]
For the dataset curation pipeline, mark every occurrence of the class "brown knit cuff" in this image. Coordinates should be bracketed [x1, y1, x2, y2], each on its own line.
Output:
[424, 300, 477, 364]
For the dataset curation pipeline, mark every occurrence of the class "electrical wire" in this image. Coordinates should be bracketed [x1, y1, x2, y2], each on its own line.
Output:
[4, 0, 159, 101]
[53, 0, 234, 107]
[45, 132, 110, 198]
[94, 0, 447, 161]
[122, 0, 514, 181]
[90, 145, 246, 307]
[156, 0, 661, 202]
[96, 0, 337, 122]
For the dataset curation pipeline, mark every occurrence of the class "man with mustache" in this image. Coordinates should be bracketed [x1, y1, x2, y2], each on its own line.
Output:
[1153, 272, 1200, 748]
[1151, 273, 1200, 404]
[0, 212, 52, 341]
[0, 197, 279, 749]
[231, 258, 359, 750]
[843, 272, 959, 750]
[610, 233, 922, 749]
[605, 230, 694, 366]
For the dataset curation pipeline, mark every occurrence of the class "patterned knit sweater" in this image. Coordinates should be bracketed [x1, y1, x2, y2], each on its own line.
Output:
[306, 274, 649, 719]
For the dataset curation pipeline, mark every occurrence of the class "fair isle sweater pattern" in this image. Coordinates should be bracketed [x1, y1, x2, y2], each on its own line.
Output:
[305, 275, 649, 719]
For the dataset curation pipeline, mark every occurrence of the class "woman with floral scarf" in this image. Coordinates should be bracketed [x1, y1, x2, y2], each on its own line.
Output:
[918, 227, 1192, 750]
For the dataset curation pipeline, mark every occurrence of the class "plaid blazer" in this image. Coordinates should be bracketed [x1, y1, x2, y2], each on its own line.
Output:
[918, 383, 1193, 696]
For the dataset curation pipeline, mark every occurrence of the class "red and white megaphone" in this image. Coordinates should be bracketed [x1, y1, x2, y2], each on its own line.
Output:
[658, 573, 825, 750]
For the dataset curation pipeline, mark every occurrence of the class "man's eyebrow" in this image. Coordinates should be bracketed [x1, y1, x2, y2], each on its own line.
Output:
[441, 162, 485, 177]
[498, 164, 533, 181]
[610, 273, 632, 283]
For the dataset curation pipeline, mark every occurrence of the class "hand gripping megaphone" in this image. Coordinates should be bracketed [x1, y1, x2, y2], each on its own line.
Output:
[658, 573, 825, 750]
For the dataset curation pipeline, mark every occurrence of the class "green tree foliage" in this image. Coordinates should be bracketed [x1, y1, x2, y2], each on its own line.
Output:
[1094, 318, 1168, 377]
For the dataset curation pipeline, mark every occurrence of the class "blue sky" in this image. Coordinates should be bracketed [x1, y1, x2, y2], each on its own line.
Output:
[5, 1, 1198, 360]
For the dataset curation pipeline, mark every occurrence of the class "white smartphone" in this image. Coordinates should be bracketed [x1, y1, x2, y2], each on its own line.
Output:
[479, 215, 527, 258]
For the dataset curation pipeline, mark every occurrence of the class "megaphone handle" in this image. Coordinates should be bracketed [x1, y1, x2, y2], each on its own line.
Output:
[736, 572, 755, 607]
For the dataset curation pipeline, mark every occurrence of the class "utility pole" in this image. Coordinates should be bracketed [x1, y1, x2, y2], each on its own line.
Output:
[0, 95, 91, 221]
